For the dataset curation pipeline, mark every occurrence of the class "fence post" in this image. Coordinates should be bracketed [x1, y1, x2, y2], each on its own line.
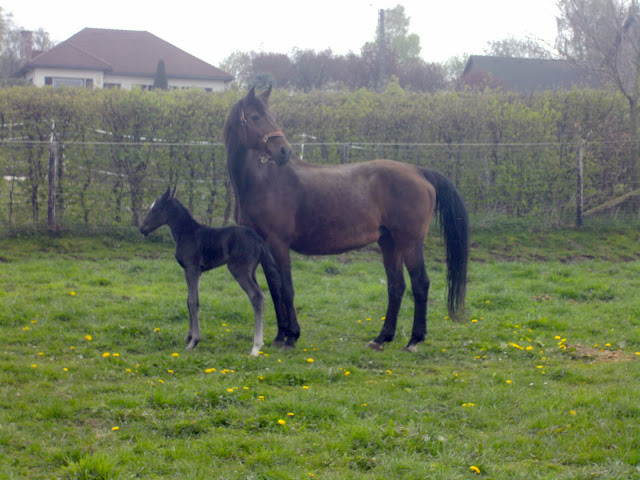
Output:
[341, 143, 350, 164]
[47, 119, 57, 231]
[576, 139, 585, 227]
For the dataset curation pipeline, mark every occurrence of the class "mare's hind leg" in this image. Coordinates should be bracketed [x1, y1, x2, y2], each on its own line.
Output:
[368, 228, 405, 351]
[228, 260, 265, 357]
[184, 269, 201, 350]
[403, 244, 430, 352]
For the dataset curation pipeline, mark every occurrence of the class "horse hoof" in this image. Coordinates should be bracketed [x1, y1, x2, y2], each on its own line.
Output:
[367, 341, 384, 351]
[402, 344, 418, 353]
[185, 340, 199, 351]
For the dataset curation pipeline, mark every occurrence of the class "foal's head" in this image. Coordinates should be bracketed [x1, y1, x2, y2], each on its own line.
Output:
[224, 86, 292, 165]
[139, 187, 175, 237]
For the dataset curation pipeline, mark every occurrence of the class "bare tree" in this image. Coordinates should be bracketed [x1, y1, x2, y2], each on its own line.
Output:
[557, 0, 640, 186]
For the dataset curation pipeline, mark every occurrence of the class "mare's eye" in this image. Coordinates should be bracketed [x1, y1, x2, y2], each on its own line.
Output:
[251, 114, 260, 121]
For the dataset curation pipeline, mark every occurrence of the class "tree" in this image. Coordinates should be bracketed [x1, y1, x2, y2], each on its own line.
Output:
[485, 36, 553, 58]
[153, 59, 168, 90]
[377, 4, 421, 66]
[0, 8, 55, 80]
[220, 51, 253, 88]
[556, 0, 640, 188]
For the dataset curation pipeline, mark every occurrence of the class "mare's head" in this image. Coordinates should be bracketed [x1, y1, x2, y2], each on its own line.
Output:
[139, 187, 176, 237]
[224, 86, 292, 166]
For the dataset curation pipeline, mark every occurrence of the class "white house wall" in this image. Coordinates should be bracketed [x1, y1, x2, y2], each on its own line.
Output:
[29, 68, 104, 87]
[104, 74, 227, 91]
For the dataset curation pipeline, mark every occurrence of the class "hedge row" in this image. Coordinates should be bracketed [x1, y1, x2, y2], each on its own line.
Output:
[0, 84, 635, 229]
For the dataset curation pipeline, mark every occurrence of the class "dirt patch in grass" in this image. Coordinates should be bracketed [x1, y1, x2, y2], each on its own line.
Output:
[567, 344, 637, 363]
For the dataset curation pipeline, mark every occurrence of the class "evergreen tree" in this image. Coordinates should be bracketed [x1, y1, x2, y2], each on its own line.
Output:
[153, 59, 168, 90]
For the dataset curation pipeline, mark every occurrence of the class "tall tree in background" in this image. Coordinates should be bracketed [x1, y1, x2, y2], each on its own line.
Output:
[376, 4, 421, 66]
[0, 7, 54, 79]
[556, 0, 640, 188]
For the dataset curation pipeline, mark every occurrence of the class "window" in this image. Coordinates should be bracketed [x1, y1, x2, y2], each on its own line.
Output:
[53, 77, 85, 88]
[104, 83, 121, 89]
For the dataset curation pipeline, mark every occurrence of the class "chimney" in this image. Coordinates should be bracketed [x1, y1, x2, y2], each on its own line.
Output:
[20, 30, 34, 63]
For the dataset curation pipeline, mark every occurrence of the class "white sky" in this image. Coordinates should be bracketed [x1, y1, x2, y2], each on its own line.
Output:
[2, 0, 561, 66]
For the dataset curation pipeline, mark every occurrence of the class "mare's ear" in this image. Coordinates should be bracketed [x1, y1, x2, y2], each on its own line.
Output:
[260, 85, 272, 103]
[170, 185, 177, 199]
[162, 187, 171, 200]
[247, 86, 256, 102]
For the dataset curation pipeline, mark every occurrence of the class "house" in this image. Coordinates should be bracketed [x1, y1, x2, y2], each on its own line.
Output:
[16, 28, 233, 91]
[460, 55, 600, 92]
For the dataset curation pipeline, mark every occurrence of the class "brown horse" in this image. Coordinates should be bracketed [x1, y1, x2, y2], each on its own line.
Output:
[223, 87, 469, 352]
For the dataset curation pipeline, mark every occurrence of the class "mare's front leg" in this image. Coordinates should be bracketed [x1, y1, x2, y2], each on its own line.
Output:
[227, 260, 265, 357]
[268, 240, 300, 349]
[184, 268, 201, 350]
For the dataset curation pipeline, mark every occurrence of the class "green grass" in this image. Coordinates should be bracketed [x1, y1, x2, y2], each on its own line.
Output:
[1, 223, 639, 479]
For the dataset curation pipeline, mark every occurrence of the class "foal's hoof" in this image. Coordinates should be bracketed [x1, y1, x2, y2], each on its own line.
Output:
[402, 344, 418, 353]
[367, 341, 385, 351]
[185, 339, 199, 351]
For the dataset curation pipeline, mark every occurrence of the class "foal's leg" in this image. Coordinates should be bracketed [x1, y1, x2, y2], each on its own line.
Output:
[369, 229, 405, 351]
[403, 243, 430, 352]
[228, 260, 265, 357]
[184, 269, 201, 350]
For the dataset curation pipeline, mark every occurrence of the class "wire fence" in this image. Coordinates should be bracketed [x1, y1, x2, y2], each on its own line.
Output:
[1, 138, 638, 231]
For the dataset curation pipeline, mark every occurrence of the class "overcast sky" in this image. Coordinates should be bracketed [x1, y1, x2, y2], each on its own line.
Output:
[3, 0, 561, 66]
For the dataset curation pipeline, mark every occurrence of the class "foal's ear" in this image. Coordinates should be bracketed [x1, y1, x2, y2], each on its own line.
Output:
[247, 86, 256, 102]
[170, 185, 177, 198]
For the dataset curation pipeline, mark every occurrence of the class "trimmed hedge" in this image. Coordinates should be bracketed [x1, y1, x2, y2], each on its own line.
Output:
[0, 85, 634, 228]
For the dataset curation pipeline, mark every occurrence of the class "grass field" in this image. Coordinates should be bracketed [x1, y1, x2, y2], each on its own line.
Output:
[1, 222, 639, 479]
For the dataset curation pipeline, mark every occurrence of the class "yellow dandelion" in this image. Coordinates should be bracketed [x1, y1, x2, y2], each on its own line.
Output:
[111, 426, 120, 431]
[555, 335, 561, 340]
[23, 326, 31, 331]
[103, 352, 111, 358]
[126, 368, 132, 373]
[635, 352, 640, 356]
[31, 320, 37, 324]
[113, 353, 120, 357]
[362, 403, 367, 407]
[287, 412, 295, 417]
[307, 358, 314, 363]
[154, 328, 160, 332]
[386, 369, 392, 374]
[31, 364, 37, 368]
[38, 352, 44, 356]
[277, 419, 286, 425]
[258, 395, 265, 401]
[172, 352, 179, 357]
[227, 388, 234, 393]
[63, 367, 68, 372]
[158, 379, 164, 384]
[243, 386, 249, 390]
[70, 346, 76, 350]
[570, 410, 577, 416]
[85, 335, 92, 341]
[167, 370, 174, 374]
[509, 342, 524, 350]
[525, 346, 533, 351]
[344, 371, 351, 376]
[205, 368, 216, 374]
[70, 291, 76, 296]
[605, 343, 611, 347]
[302, 385, 309, 390]
[470, 465, 481, 474]
[471, 319, 478, 323]
[506, 379, 512, 384]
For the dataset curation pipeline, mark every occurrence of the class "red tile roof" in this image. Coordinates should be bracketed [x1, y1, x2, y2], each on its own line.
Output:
[21, 28, 233, 82]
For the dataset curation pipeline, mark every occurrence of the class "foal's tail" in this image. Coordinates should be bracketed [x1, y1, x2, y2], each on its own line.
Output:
[422, 169, 469, 320]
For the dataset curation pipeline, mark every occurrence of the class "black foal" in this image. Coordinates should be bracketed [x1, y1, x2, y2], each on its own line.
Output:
[139, 187, 281, 355]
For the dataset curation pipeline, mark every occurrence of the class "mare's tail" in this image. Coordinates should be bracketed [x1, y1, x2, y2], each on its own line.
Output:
[422, 169, 469, 320]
